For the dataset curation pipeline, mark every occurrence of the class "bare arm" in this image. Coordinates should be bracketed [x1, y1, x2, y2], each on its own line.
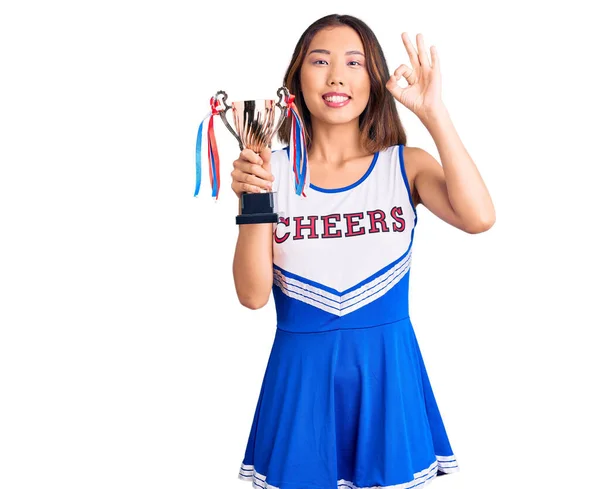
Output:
[411, 106, 496, 234]
[233, 222, 274, 309]
[231, 147, 276, 309]
[384, 33, 495, 234]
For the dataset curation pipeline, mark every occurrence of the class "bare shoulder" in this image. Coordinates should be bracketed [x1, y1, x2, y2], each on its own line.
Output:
[402, 145, 473, 233]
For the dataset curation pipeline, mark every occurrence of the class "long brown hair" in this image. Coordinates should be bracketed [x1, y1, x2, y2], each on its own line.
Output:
[277, 14, 407, 154]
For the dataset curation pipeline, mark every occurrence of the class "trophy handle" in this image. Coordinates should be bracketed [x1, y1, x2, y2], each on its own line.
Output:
[214, 90, 244, 151]
[276, 86, 289, 108]
[273, 86, 291, 140]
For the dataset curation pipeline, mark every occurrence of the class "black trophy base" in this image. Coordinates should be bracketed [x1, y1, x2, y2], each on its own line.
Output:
[236, 192, 278, 225]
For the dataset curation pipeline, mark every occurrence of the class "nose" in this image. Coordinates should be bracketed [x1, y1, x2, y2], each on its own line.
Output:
[327, 62, 345, 87]
[328, 76, 344, 87]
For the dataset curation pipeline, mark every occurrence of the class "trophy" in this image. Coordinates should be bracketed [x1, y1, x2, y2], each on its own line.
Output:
[194, 86, 309, 225]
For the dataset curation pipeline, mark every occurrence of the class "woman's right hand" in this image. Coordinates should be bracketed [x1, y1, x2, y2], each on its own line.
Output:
[231, 147, 275, 199]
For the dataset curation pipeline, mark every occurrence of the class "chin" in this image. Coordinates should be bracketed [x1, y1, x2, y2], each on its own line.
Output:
[320, 111, 363, 125]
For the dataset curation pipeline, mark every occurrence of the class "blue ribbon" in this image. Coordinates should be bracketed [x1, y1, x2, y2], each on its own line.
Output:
[291, 111, 307, 196]
[194, 120, 204, 197]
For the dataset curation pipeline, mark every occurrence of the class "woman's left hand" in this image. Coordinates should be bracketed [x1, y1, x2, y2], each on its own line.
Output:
[386, 32, 444, 120]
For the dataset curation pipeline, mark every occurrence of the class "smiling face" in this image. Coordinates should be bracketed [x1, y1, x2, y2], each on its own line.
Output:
[300, 25, 371, 126]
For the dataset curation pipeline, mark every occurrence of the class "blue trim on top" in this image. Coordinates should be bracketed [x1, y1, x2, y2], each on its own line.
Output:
[398, 144, 418, 226]
[283, 146, 380, 193]
[273, 263, 341, 296]
[310, 152, 379, 193]
[273, 236, 414, 297]
[274, 257, 411, 311]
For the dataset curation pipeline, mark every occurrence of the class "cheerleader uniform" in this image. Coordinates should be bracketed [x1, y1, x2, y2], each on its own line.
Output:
[238, 144, 459, 489]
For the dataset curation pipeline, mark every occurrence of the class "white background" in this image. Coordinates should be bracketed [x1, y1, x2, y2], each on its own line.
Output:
[1, 1, 598, 488]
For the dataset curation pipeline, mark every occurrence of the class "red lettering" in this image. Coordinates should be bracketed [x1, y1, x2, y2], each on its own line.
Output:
[293, 215, 318, 240]
[275, 206, 408, 242]
[367, 209, 389, 233]
[391, 206, 405, 232]
[321, 214, 342, 238]
[344, 212, 365, 237]
[274, 217, 290, 243]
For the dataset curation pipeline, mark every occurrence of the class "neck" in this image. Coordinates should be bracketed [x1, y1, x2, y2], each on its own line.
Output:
[308, 118, 367, 165]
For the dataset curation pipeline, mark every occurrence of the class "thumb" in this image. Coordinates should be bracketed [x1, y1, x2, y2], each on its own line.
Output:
[386, 74, 402, 95]
[259, 146, 272, 174]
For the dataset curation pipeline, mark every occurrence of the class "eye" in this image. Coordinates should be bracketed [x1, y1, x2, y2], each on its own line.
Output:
[312, 59, 362, 66]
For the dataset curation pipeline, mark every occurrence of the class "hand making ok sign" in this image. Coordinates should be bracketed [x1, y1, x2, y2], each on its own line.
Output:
[386, 32, 444, 120]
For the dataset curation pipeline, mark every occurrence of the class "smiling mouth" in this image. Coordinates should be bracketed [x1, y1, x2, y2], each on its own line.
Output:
[322, 95, 351, 108]
[322, 95, 351, 102]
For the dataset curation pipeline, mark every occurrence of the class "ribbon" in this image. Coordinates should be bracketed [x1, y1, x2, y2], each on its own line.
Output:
[196, 92, 308, 200]
[285, 93, 309, 197]
[194, 96, 223, 200]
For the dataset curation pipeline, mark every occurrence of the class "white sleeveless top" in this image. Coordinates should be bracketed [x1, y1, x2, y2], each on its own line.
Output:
[269, 144, 418, 333]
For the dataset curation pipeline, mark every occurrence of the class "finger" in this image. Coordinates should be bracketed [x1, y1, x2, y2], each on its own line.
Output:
[401, 32, 420, 68]
[387, 75, 401, 93]
[232, 181, 265, 194]
[231, 169, 273, 190]
[416, 33, 431, 69]
[240, 148, 263, 165]
[258, 146, 272, 165]
[233, 159, 275, 181]
[258, 146, 272, 174]
[394, 65, 416, 86]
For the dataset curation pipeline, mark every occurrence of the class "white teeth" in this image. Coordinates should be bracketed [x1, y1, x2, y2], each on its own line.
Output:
[324, 96, 349, 103]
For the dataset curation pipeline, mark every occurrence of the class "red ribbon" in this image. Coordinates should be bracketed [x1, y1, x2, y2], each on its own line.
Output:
[285, 94, 296, 117]
[207, 97, 221, 199]
[210, 96, 220, 116]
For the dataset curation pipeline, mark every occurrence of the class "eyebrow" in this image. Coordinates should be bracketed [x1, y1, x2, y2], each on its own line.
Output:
[308, 49, 365, 57]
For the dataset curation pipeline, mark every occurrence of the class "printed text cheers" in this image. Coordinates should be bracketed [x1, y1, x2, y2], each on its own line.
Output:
[274, 207, 408, 243]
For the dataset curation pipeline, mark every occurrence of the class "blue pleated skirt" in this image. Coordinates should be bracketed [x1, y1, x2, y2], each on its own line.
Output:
[238, 316, 459, 489]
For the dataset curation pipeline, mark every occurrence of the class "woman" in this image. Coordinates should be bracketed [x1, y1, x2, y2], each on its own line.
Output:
[231, 13, 495, 489]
